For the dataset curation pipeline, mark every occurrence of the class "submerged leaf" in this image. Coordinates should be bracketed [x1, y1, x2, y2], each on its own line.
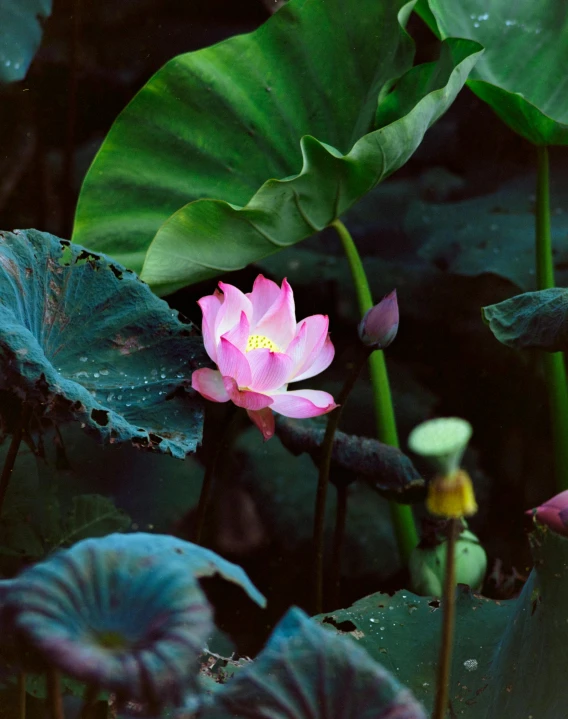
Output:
[276, 416, 425, 502]
[482, 288, 568, 352]
[201, 606, 426, 719]
[0, 230, 205, 457]
[55, 494, 131, 548]
[73, 0, 481, 292]
[0, 0, 52, 84]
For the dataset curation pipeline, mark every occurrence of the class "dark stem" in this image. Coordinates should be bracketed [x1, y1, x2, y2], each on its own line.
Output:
[79, 685, 99, 718]
[0, 404, 32, 517]
[313, 345, 370, 614]
[193, 406, 240, 545]
[46, 669, 64, 719]
[63, 0, 81, 236]
[432, 519, 458, 719]
[330, 483, 348, 610]
[18, 672, 26, 719]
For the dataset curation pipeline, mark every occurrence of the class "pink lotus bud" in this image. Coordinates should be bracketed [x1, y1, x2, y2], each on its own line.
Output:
[526, 490, 568, 536]
[358, 290, 399, 349]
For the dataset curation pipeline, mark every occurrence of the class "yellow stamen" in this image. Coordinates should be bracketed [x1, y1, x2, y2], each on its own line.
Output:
[246, 334, 279, 353]
[426, 469, 478, 519]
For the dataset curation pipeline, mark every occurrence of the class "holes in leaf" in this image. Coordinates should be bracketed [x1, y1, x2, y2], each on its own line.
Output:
[91, 409, 109, 426]
[428, 599, 440, 610]
[322, 617, 357, 632]
[109, 264, 123, 280]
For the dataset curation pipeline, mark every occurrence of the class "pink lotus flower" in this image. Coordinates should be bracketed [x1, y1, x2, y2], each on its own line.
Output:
[527, 490, 568, 537]
[191, 275, 337, 440]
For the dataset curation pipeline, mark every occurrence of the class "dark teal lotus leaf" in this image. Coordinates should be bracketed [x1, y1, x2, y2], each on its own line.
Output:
[482, 288, 568, 352]
[419, 0, 568, 145]
[0, 0, 51, 83]
[6, 533, 214, 709]
[72, 0, 481, 293]
[316, 586, 513, 716]
[317, 526, 568, 718]
[92, 532, 266, 607]
[201, 606, 426, 718]
[0, 229, 205, 457]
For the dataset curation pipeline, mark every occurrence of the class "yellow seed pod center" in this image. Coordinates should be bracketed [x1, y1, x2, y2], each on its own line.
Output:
[246, 334, 279, 353]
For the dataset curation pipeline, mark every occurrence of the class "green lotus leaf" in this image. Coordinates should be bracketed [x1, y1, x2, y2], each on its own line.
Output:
[317, 526, 568, 717]
[420, 0, 568, 145]
[482, 288, 568, 352]
[202, 606, 426, 718]
[0, 229, 204, 458]
[0, 0, 51, 83]
[72, 0, 482, 293]
[317, 586, 512, 716]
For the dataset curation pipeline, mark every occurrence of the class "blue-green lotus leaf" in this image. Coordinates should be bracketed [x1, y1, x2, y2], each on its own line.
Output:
[0, 0, 51, 83]
[5, 533, 214, 709]
[202, 606, 425, 718]
[482, 288, 568, 352]
[91, 532, 266, 608]
[72, 0, 482, 293]
[0, 229, 204, 457]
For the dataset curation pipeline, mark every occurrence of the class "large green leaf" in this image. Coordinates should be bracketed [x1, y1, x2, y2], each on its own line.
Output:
[421, 0, 568, 145]
[0, 229, 205, 457]
[72, 0, 481, 293]
[482, 288, 568, 352]
[202, 607, 426, 718]
[0, 0, 51, 84]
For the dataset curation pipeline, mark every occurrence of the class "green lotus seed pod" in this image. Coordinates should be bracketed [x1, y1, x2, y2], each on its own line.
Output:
[408, 417, 473, 475]
[409, 529, 487, 597]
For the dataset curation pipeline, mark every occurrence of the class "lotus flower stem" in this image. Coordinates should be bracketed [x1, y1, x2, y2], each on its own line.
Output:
[330, 482, 348, 609]
[314, 345, 370, 613]
[194, 406, 240, 545]
[79, 685, 99, 718]
[0, 404, 32, 517]
[18, 672, 26, 719]
[432, 519, 458, 719]
[47, 669, 64, 719]
[535, 145, 568, 491]
[331, 219, 418, 560]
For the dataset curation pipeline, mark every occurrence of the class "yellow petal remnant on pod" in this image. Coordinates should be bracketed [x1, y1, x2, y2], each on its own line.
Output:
[426, 469, 478, 519]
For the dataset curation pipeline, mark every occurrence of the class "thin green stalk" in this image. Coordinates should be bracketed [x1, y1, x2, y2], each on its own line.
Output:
[313, 346, 370, 614]
[46, 669, 64, 719]
[432, 519, 458, 719]
[0, 404, 32, 517]
[18, 672, 26, 719]
[332, 219, 418, 560]
[536, 146, 568, 490]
